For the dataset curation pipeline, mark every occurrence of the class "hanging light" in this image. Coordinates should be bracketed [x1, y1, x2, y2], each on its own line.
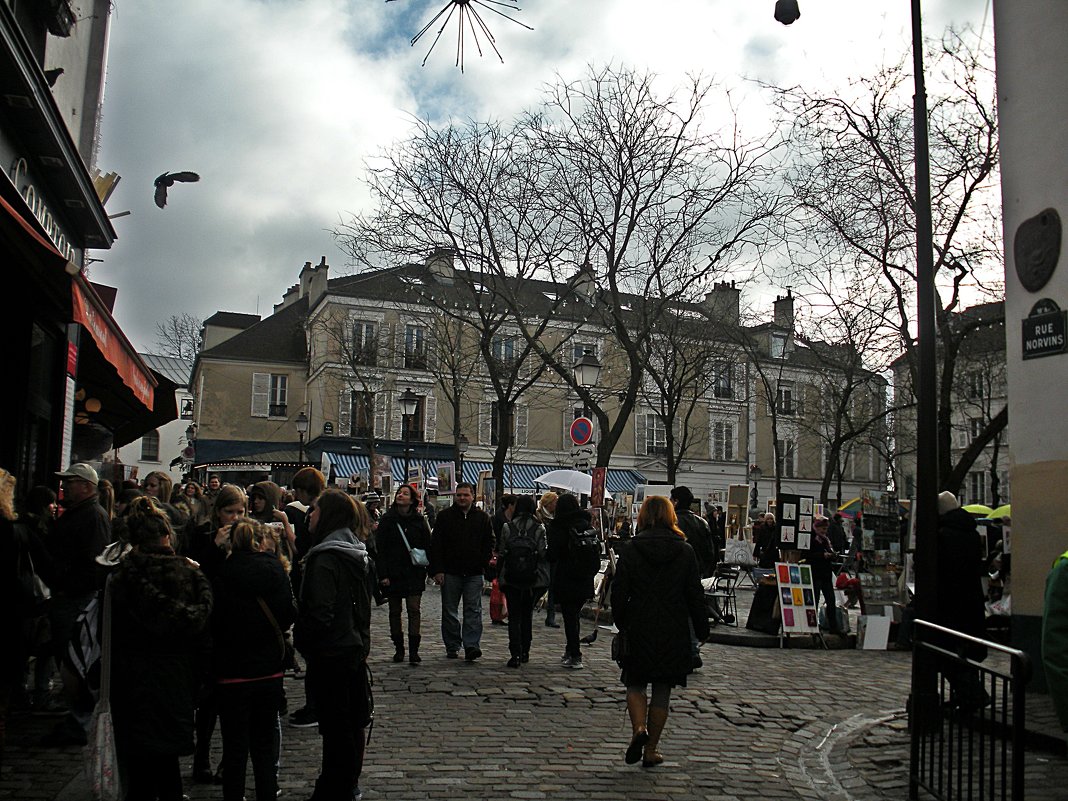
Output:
[573, 350, 602, 388]
[774, 0, 801, 25]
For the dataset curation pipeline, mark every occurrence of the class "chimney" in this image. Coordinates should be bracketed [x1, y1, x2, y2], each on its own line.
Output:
[570, 259, 596, 299]
[425, 246, 454, 282]
[299, 257, 329, 306]
[703, 280, 740, 326]
[773, 288, 795, 330]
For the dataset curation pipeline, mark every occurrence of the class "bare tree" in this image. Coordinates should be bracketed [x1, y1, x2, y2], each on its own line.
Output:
[770, 29, 1004, 492]
[154, 313, 203, 361]
[522, 65, 784, 468]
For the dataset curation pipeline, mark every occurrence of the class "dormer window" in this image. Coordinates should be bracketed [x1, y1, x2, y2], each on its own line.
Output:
[771, 333, 788, 359]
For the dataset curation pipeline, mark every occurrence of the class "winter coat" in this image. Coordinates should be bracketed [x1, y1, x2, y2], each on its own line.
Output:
[934, 507, 987, 658]
[808, 529, 836, 579]
[187, 520, 228, 579]
[429, 503, 494, 577]
[1043, 551, 1068, 732]
[547, 507, 595, 604]
[610, 526, 709, 687]
[211, 550, 297, 681]
[376, 507, 431, 598]
[108, 545, 213, 756]
[295, 528, 373, 667]
[498, 514, 549, 591]
[46, 495, 110, 598]
[677, 508, 714, 578]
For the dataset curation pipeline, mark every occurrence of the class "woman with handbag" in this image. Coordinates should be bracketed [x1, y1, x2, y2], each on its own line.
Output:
[376, 485, 431, 664]
[610, 496, 708, 769]
[108, 496, 213, 800]
[211, 518, 297, 801]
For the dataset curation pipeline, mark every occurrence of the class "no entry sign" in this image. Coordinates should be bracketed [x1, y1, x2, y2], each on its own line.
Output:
[569, 416, 594, 445]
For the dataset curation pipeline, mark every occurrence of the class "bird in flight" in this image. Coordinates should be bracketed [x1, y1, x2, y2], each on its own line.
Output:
[153, 171, 200, 208]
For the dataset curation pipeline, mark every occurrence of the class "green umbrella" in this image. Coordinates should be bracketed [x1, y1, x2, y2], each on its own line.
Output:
[989, 504, 1011, 520]
[963, 503, 994, 516]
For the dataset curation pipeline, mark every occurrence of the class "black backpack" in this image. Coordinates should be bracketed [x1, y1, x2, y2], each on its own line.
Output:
[570, 527, 603, 577]
[503, 519, 539, 587]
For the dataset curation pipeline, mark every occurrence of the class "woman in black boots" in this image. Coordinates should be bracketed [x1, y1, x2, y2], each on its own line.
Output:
[611, 496, 708, 768]
[375, 485, 431, 664]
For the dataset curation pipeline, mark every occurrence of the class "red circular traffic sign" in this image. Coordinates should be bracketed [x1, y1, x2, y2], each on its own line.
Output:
[569, 416, 594, 445]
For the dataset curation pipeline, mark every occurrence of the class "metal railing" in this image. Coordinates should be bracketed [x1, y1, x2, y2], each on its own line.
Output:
[909, 619, 1031, 801]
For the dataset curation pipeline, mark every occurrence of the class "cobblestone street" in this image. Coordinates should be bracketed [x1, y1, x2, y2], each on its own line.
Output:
[4, 587, 1068, 800]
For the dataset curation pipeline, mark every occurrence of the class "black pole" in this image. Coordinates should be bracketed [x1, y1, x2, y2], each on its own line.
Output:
[403, 415, 411, 487]
[908, 0, 941, 755]
[298, 432, 305, 465]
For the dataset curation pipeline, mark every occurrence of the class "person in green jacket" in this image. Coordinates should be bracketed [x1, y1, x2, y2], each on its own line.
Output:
[1043, 549, 1068, 731]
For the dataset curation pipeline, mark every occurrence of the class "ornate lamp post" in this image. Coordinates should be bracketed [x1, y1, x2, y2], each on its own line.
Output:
[295, 411, 309, 465]
[399, 388, 419, 486]
[573, 349, 602, 416]
[748, 464, 763, 518]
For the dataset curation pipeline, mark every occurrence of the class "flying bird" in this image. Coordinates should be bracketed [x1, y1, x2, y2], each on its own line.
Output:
[153, 171, 200, 209]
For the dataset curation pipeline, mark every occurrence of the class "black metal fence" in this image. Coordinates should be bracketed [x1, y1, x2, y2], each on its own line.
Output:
[909, 619, 1031, 801]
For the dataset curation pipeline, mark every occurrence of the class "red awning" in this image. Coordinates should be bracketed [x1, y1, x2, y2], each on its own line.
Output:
[71, 276, 155, 410]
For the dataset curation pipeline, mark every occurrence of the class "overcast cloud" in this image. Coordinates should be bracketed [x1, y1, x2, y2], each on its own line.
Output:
[89, 0, 992, 353]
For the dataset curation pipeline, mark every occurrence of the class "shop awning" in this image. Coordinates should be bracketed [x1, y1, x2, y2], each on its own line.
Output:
[72, 277, 155, 409]
[321, 453, 644, 494]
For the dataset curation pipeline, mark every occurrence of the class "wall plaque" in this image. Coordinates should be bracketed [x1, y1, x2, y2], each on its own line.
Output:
[1014, 208, 1061, 292]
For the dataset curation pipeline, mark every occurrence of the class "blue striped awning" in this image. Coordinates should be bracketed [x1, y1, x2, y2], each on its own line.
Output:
[456, 461, 645, 494]
[322, 454, 644, 495]
[322, 453, 444, 486]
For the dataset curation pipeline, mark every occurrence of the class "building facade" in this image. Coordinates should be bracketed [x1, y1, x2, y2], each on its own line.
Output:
[190, 253, 887, 508]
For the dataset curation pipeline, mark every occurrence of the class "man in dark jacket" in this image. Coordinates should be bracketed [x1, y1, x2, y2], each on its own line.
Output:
[41, 463, 110, 746]
[671, 487, 714, 578]
[429, 482, 494, 661]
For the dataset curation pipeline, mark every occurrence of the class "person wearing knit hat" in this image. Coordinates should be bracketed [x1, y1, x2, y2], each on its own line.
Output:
[937, 490, 960, 516]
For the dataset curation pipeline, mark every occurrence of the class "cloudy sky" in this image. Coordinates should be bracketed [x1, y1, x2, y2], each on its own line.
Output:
[89, 0, 992, 354]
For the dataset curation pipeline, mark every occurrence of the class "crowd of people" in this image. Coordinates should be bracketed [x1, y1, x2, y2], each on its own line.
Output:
[3, 464, 726, 800]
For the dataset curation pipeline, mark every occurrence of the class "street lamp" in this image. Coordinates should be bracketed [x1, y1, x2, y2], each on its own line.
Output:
[456, 433, 469, 486]
[778, 0, 940, 742]
[573, 349, 602, 416]
[399, 388, 419, 485]
[295, 411, 309, 465]
[748, 464, 763, 518]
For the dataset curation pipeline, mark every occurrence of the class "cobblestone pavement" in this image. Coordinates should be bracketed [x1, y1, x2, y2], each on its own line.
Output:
[5, 587, 1068, 800]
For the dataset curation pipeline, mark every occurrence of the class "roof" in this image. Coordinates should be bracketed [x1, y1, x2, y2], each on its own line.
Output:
[138, 353, 193, 387]
[204, 311, 261, 329]
[199, 296, 308, 364]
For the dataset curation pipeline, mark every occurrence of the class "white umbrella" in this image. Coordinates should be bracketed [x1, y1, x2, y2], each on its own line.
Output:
[534, 469, 593, 494]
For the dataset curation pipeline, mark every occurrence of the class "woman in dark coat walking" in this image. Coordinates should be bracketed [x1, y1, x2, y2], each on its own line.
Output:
[376, 485, 431, 664]
[211, 518, 297, 801]
[108, 497, 213, 801]
[610, 496, 709, 768]
[547, 494, 594, 670]
[498, 495, 550, 667]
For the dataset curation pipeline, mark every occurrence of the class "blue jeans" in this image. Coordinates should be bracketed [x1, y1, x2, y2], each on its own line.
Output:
[441, 574, 484, 652]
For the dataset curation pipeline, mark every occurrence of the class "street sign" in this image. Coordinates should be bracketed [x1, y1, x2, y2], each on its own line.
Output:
[569, 416, 594, 445]
[570, 444, 595, 459]
[1022, 298, 1067, 360]
[573, 460, 590, 471]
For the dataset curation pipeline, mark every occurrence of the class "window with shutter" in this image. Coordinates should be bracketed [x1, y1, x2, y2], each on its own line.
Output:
[515, 405, 528, 447]
[140, 430, 160, 462]
[251, 372, 270, 417]
[351, 322, 377, 366]
[635, 410, 648, 455]
[374, 391, 389, 439]
[351, 391, 374, 438]
[479, 401, 492, 445]
[269, 374, 288, 417]
[338, 390, 351, 436]
[646, 414, 667, 455]
[710, 418, 735, 461]
[424, 394, 437, 441]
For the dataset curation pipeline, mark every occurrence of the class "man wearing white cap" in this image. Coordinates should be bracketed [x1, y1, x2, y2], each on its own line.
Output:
[41, 463, 111, 746]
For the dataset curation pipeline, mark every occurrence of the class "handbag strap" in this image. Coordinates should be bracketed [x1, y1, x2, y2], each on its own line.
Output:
[396, 523, 415, 554]
[256, 597, 286, 660]
[100, 576, 113, 703]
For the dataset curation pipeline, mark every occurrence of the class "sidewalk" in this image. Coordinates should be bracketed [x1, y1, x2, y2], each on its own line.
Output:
[3, 586, 1067, 801]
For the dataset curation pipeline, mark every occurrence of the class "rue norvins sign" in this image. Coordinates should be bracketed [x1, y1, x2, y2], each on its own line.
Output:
[1022, 298, 1068, 360]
